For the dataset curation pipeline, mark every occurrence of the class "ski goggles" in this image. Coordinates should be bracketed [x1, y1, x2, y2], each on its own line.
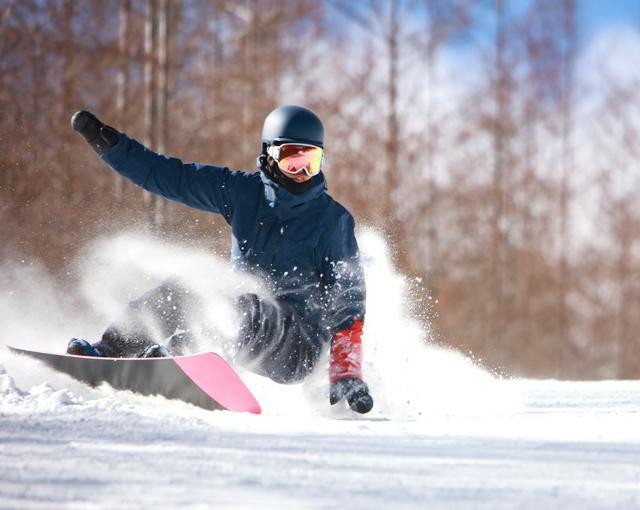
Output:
[267, 143, 324, 177]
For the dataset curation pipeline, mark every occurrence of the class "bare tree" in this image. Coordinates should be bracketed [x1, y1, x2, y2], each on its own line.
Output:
[556, 0, 577, 372]
[115, 0, 131, 199]
[488, 0, 509, 356]
[154, 0, 169, 225]
[143, 0, 157, 208]
[60, 0, 75, 200]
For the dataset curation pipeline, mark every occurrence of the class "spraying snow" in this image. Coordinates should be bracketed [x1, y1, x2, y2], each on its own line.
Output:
[0, 229, 513, 420]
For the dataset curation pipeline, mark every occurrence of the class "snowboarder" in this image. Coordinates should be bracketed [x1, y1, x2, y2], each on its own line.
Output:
[67, 105, 373, 413]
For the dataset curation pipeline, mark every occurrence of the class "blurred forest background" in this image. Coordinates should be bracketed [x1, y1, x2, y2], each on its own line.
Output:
[1, 0, 639, 379]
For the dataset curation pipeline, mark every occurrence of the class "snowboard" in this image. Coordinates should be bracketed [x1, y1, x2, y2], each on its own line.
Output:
[8, 346, 261, 414]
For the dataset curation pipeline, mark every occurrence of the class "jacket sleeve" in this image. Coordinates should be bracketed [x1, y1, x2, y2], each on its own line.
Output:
[101, 133, 237, 222]
[321, 211, 366, 334]
[321, 211, 367, 383]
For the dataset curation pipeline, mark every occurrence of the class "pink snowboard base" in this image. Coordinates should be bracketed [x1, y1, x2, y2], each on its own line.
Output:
[175, 353, 261, 414]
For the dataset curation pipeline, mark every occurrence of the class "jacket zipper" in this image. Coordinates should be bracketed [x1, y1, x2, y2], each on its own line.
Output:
[271, 225, 286, 267]
[250, 223, 264, 266]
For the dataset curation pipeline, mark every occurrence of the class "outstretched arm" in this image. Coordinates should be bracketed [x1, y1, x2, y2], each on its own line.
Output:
[71, 111, 236, 220]
[322, 213, 373, 414]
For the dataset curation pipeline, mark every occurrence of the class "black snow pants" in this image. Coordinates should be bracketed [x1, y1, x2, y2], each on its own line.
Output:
[95, 281, 323, 383]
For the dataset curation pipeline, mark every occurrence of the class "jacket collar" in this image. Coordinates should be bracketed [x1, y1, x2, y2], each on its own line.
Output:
[260, 171, 326, 217]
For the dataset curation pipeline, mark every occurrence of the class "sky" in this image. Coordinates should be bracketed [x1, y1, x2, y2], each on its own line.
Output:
[487, 0, 640, 46]
[581, 0, 640, 38]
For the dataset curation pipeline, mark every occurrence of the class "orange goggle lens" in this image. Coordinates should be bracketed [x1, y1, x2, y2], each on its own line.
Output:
[269, 143, 323, 177]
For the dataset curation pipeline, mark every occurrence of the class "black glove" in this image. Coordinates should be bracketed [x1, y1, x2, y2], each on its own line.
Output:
[71, 110, 119, 156]
[330, 377, 374, 414]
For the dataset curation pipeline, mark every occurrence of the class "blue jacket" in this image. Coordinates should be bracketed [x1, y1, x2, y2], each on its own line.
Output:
[102, 134, 366, 349]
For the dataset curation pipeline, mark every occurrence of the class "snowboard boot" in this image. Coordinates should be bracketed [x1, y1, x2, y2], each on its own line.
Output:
[66, 338, 103, 357]
[166, 331, 196, 356]
[139, 344, 171, 358]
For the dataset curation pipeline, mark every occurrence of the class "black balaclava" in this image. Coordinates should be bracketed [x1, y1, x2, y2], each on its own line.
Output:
[257, 152, 319, 195]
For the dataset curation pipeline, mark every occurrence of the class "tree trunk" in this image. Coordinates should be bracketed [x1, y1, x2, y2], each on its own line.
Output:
[115, 0, 131, 199]
[60, 0, 74, 200]
[557, 0, 576, 374]
[385, 0, 399, 226]
[423, 0, 438, 283]
[154, 0, 169, 226]
[489, 0, 508, 354]
[143, 0, 157, 207]
[616, 211, 633, 378]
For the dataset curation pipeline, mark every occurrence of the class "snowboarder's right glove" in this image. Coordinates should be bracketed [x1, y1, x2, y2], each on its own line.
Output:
[71, 110, 119, 156]
[329, 320, 374, 414]
[330, 377, 374, 414]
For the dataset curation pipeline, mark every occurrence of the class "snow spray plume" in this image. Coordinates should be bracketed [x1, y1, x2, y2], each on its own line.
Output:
[0, 230, 519, 418]
[0, 260, 90, 351]
[356, 228, 520, 419]
[77, 232, 273, 355]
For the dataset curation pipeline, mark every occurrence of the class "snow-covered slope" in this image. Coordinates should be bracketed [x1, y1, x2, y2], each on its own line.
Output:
[1, 231, 639, 509]
[2, 365, 639, 510]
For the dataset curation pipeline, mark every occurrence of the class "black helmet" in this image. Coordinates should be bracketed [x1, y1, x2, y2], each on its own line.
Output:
[261, 105, 324, 148]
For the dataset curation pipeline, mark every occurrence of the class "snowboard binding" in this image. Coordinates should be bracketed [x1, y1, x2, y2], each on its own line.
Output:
[66, 338, 103, 357]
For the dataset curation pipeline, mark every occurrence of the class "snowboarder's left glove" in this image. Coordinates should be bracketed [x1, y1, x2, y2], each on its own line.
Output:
[329, 320, 373, 414]
[71, 110, 119, 156]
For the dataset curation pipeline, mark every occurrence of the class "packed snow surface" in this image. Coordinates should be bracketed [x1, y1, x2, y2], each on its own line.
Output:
[1, 231, 639, 509]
